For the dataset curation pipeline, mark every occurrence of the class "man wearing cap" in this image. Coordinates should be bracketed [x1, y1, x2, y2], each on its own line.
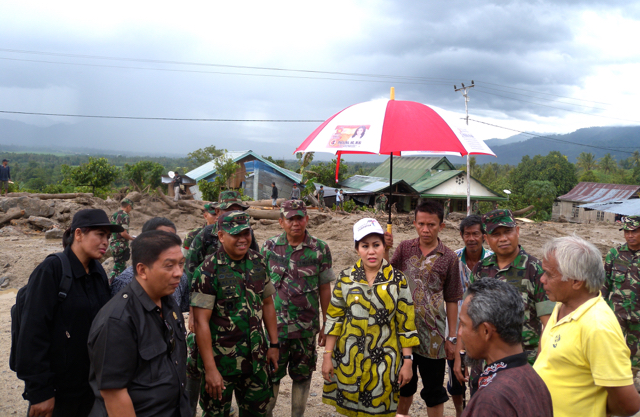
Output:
[185, 191, 255, 416]
[191, 212, 279, 417]
[603, 215, 640, 378]
[185, 191, 258, 284]
[471, 209, 554, 367]
[109, 198, 135, 282]
[1, 158, 11, 196]
[262, 200, 335, 417]
[291, 183, 301, 200]
[183, 203, 218, 258]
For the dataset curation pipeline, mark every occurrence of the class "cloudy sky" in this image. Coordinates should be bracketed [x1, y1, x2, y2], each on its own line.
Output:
[0, 0, 639, 160]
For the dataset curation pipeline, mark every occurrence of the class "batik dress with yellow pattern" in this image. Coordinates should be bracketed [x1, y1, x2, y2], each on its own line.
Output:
[323, 259, 419, 417]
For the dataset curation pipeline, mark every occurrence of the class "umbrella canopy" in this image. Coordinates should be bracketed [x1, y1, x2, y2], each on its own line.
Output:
[295, 99, 496, 157]
[295, 95, 496, 227]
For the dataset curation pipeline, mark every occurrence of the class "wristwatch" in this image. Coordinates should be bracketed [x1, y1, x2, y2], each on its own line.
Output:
[447, 336, 457, 345]
[402, 355, 413, 361]
[270, 342, 281, 349]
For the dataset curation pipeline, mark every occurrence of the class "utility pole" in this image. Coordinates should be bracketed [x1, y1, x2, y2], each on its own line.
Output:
[454, 80, 475, 216]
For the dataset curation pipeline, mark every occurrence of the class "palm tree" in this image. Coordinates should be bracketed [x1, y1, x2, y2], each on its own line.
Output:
[631, 150, 640, 168]
[600, 153, 617, 174]
[576, 152, 598, 172]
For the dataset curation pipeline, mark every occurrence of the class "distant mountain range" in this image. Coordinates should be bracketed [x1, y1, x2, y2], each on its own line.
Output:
[447, 125, 640, 166]
[1, 118, 639, 165]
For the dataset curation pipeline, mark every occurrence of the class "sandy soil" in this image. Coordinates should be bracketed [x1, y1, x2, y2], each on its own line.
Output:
[0, 208, 627, 416]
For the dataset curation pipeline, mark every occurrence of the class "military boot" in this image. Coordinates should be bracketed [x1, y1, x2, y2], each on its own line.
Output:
[291, 378, 312, 417]
[265, 383, 280, 417]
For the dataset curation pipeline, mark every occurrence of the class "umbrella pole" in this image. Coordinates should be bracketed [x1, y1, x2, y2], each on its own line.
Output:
[467, 154, 471, 216]
[388, 152, 393, 233]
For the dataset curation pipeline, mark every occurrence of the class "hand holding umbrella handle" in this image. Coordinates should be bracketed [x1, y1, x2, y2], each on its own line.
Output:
[387, 223, 392, 234]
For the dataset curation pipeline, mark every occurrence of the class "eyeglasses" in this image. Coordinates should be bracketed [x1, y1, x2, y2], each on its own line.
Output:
[164, 320, 175, 356]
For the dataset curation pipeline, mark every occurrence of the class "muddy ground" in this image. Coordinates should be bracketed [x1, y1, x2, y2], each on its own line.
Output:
[0, 198, 627, 416]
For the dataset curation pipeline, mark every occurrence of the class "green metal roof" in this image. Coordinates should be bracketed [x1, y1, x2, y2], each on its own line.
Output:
[412, 170, 462, 193]
[368, 156, 456, 185]
[413, 170, 507, 200]
[340, 175, 417, 193]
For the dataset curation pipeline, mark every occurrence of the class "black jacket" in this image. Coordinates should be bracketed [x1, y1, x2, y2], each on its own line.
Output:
[15, 246, 111, 403]
[271, 185, 278, 199]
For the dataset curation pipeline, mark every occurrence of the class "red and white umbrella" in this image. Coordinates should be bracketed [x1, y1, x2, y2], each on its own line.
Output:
[295, 95, 496, 226]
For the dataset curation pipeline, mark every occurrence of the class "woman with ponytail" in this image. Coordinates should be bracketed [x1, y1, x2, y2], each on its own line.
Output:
[14, 209, 123, 417]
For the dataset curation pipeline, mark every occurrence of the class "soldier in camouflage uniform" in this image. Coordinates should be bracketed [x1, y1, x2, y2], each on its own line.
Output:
[262, 200, 335, 417]
[376, 193, 388, 213]
[191, 211, 280, 417]
[186, 192, 252, 417]
[603, 215, 640, 371]
[185, 191, 255, 283]
[471, 209, 555, 366]
[183, 203, 218, 257]
[108, 198, 134, 282]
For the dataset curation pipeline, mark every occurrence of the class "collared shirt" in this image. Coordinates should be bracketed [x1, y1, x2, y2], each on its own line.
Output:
[471, 246, 554, 353]
[390, 237, 461, 359]
[88, 279, 190, 417]
[190, 248, 276, 376]
[603, 243, 640, 325]
[110, 266, 191, 312]
[462, 352, 553, 417]
[261, 231, 335, 339]
[534, 294, 632, 417]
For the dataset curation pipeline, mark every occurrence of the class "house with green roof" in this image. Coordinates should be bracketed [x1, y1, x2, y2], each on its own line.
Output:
[344, 156, 506, 213]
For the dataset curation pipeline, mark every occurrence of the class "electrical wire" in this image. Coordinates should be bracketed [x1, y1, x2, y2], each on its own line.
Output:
[0, 110, 324, 122]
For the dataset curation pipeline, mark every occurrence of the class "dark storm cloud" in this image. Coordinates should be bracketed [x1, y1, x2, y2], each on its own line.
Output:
[0, 0, 637, 158]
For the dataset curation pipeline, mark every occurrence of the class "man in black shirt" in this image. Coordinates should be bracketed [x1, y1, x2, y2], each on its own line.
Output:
[271, 182, 278, 208]
[173, 171, 183, 201]
[458, 279, 552, 417]
[88, 231, 190, 417]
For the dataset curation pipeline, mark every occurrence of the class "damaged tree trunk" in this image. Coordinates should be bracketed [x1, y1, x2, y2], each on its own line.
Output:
[0, 208, 25, 225]
[156, 187, 178, 209]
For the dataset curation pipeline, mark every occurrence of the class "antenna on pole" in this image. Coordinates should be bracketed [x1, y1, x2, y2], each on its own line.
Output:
[454, 81, 475, 215]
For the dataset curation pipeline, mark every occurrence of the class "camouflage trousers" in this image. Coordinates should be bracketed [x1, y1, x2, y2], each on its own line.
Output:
[620, 320, 640, 368]
[200, 367, 272, 417]
[318, 198, 325, 209]
[187, 332, 202, 380]
[272, 336, 317, 383]
[109, 245, 130, 280]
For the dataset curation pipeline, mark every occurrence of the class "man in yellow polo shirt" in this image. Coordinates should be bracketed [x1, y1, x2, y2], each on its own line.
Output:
[534, 236, 640, 417]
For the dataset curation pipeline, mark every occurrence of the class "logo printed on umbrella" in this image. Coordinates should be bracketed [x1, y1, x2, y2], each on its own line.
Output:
[328, 125, 369, 148]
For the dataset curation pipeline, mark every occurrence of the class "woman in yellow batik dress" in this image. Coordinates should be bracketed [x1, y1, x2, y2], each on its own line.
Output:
[322, 218, 419, 417]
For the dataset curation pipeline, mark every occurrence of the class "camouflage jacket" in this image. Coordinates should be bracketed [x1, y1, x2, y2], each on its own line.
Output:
[183, 226, 203, 251]
[109, 209, 130, 249]
[190, 248, 275, 377]
[471, 246, 555, 351]
[261, 232, 335, 339]
[604, 243, 640, 324]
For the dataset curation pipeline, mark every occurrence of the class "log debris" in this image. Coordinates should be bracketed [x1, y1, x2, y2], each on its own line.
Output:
[0, 208, 25, 225]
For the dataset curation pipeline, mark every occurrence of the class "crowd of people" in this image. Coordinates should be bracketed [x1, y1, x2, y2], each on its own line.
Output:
[10, 191, 640, 417]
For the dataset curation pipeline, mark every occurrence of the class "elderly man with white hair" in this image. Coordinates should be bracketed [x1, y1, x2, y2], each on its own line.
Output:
[534, 236, 640, 417]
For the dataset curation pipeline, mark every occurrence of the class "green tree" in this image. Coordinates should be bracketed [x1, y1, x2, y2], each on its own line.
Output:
[187, 145, 224, 169]
[61, 157, 120, 194]
[599, 153, 617, 174]
[576, 152, 598, 172]
[509, 151, 577, 197]
[214, 154, 241, 189]
[523, 180, 556, 221]
[307, 158, 349, 186]
[578, 170, 598, 183]
[123, 160, 164, 189]
[263, 155, 286, 168]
